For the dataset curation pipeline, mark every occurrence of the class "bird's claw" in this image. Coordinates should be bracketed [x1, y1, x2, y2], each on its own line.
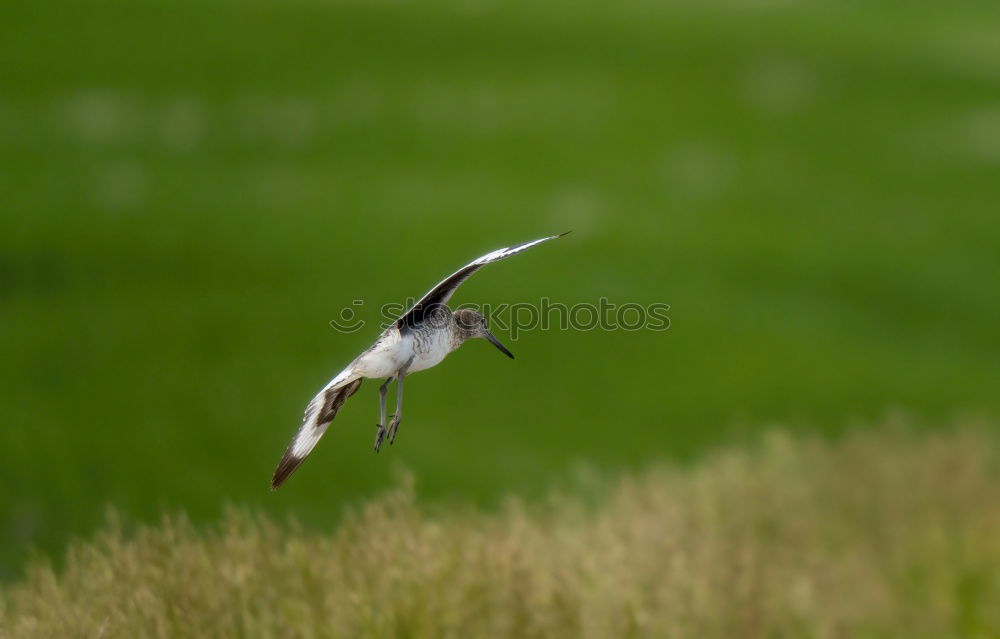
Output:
[387, 414, 401, 445]
[374, 423, 386, 452]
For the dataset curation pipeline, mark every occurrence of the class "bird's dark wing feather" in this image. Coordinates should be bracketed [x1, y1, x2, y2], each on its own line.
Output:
[396, 233, 568, 330]
[271, 376, 363, 490]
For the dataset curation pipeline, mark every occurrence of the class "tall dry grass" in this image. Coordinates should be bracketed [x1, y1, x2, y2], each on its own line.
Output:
[2, 424, 998, 638]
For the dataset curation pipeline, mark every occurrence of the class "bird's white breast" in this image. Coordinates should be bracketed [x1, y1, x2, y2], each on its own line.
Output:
[353, 327, 412, 378]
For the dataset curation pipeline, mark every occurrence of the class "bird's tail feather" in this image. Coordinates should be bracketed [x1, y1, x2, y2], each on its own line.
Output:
[270, 376, 363, 490]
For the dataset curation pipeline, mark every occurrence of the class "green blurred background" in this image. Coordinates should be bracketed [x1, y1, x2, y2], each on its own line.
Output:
[2, 0, 999, 578]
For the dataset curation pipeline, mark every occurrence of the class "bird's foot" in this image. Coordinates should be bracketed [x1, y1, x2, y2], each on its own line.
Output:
[374, 423, 386, 452]
[387, 414, 402, 445]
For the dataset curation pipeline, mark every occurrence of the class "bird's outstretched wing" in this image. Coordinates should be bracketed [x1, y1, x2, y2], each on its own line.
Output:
[271, 369, 362, 490]
[397, 232, 568, 330]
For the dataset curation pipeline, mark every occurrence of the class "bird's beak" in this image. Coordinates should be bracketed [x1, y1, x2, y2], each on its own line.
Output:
[484, 330, 514, 359]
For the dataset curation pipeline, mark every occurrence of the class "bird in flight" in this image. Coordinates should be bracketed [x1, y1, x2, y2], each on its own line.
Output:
[271, 232, 568, 489]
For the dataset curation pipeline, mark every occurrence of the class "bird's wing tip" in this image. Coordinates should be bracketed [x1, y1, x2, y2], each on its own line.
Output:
[270, 451, 304, 491]
[557, 230, 572, 237]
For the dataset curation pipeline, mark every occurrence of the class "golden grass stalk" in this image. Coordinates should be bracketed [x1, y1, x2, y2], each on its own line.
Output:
[2, 424, 998, 638]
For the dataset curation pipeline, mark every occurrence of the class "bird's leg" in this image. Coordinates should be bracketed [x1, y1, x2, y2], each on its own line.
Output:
[387, 358, 413, 445]
[374, 376, 393, 452]
[386, 376, 405, 445]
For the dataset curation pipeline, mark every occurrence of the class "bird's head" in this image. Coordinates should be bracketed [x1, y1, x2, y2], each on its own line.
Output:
[453, 308, 514, 359]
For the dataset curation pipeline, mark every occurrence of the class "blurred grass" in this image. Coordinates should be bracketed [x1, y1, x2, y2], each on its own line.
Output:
[2, 0, 1000, 577]
[2, 424, 998, 638]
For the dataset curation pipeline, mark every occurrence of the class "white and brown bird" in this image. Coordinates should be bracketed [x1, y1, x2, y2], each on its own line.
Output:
[271, 233, 567, 489]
